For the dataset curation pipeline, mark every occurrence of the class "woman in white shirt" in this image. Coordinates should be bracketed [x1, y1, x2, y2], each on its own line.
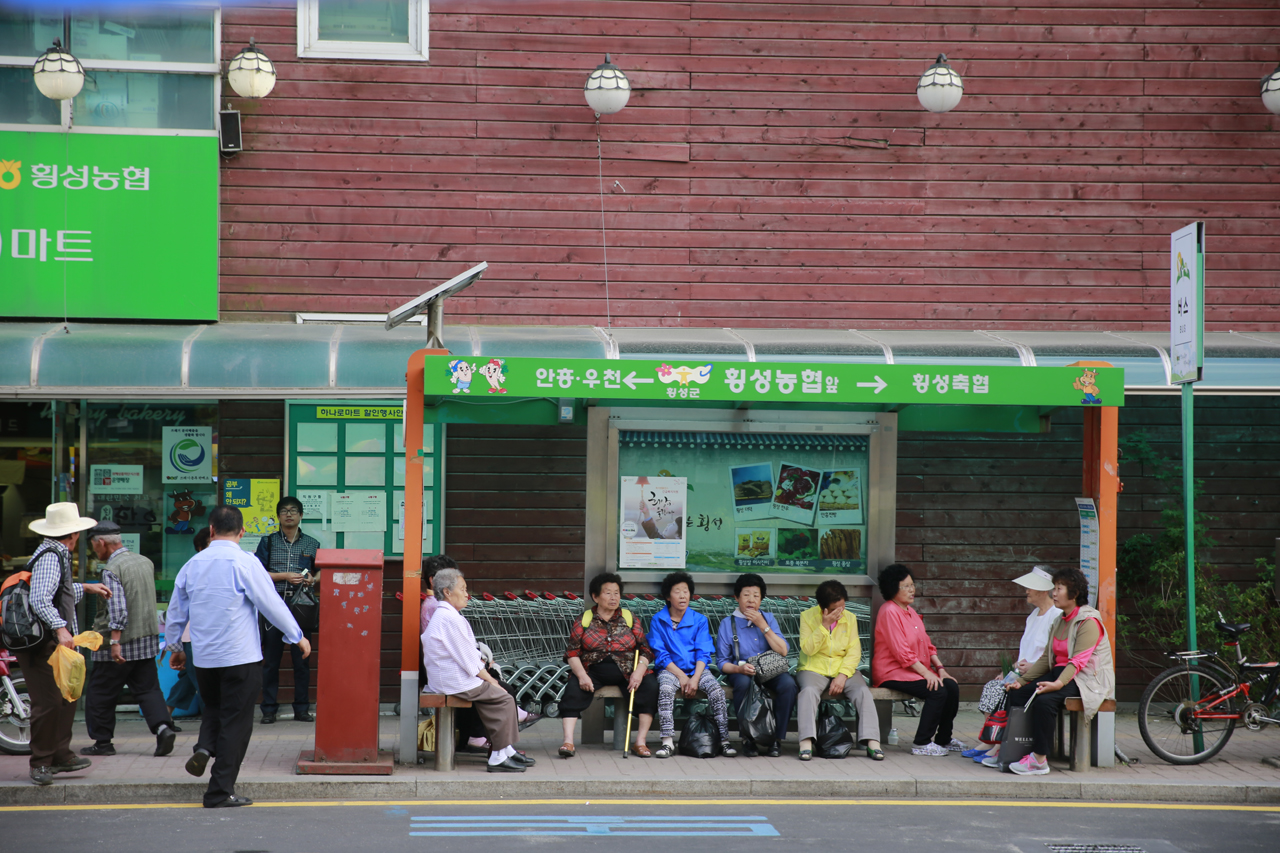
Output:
[964, 566, 1062, 762]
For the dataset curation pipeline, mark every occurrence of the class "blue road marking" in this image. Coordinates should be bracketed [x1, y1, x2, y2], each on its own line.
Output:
[409, 815, 779, 837]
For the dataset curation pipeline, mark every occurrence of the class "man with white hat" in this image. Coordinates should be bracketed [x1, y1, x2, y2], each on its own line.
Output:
[18, 502, 113, 786]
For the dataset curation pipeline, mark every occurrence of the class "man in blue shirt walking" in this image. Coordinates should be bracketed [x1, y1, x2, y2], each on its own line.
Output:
[166, 505, 309, 808]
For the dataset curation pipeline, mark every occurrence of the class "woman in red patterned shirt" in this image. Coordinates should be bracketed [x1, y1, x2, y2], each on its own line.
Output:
[557, 573, 659, 758]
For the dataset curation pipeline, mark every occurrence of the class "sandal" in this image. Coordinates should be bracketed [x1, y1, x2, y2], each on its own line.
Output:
[558, 742, 576, 758]
[866, 746, 885, 761]
[630, 743, 652, 758]
[798, 748, 812, 761]
[654, 744, 673, 759]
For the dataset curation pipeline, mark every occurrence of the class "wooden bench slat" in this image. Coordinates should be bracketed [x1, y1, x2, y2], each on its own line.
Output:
[419, 693, 473, 709]
[1064, 697, 1116, 713]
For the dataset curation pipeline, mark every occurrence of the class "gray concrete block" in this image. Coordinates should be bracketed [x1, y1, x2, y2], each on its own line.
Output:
[917, 778, 1082, 799]
[62, 781, 205, 804]
[750, 778, 917, 798]
[0, 783, 66, 806]
[1079, 782, 1247, 804]
[1246, 784, 1280, 804]
[238, 779, 417, 801]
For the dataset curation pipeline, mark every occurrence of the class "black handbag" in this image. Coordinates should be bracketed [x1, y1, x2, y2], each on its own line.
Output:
[995, 706, 1035, 771]
[737, 679, 777, 752]
[814, 703, 854, 759]
[678, 703, 720, 759]
[731, 615, 790, 684]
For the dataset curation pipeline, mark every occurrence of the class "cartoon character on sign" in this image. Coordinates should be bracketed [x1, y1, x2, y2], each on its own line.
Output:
[446, 359, 474, 394]
[479, 358, 508, 394]
[165, 490, 206, 534]
[1073, 369, 1102, 405]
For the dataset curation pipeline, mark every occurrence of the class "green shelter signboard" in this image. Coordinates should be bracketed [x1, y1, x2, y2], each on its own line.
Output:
[423, 356, 1124, 408]
[0, 131, 217, 321]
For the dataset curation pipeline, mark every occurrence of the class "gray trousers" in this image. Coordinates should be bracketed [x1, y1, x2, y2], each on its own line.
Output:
[797, 670, 880, 744]
[454, 680, 519, 751]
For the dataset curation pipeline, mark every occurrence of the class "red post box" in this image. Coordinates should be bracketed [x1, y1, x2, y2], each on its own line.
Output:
[296, 549, 392, 775]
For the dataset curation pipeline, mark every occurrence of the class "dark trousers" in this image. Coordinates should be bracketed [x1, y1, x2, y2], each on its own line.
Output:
[260, 626, 310, 716]
[194, 662, 261, 807]
[14, 638, 77, 769]
[1007, 665, 1081, 756]
[880, 677, 961, 746]
[165, 641, 200, 711]
[557, 659, 659, 719]
[84, 656, 173, 743]
[727, 671, 799, 743]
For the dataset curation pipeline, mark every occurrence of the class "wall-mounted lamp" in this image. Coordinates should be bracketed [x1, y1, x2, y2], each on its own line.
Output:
[227, 38, 277, 99]
[33, 39, 85, 101]
[917, 54, 963, 113]
[584, 54, 630, 116]
[1262, 63, 1280, 115]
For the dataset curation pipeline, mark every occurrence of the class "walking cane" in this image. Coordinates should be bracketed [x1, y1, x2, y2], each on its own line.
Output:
[623, 649, 640, 759]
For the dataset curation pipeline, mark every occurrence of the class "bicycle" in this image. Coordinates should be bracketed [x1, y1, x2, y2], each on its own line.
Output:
[1138, 611, 1280, 764]
[0, 649, 32, 755]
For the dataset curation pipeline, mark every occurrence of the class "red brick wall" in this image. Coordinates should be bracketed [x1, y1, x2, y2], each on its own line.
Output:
[220, 1, 1280, 329]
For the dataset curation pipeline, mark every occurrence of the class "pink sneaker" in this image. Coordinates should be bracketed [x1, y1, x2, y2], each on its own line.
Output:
[1009, 753, 1050, 776]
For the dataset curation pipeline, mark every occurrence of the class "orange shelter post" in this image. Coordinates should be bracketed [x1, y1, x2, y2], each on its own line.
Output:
[1083, 406, 1120, 651]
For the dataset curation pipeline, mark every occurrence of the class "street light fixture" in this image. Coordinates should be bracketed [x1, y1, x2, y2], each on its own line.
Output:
[584, 54, 630, 116]
[32, 39, 85, 101]
[917, 54, 963, 114]
[227, 38, 277, 99]
[1262, 63, 1280, 115]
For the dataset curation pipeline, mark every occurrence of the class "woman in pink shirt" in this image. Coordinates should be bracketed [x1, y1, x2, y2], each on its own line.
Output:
[872, 563, 963, 756]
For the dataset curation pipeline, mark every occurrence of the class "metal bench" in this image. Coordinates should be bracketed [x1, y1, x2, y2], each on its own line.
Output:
[1054, 697, 1117, 771]
[581, 682, 913, 748]
[418, 693, 474, 771]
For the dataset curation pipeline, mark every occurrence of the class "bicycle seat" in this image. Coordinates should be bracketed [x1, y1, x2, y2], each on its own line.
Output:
[1216, 621, 1251, 637]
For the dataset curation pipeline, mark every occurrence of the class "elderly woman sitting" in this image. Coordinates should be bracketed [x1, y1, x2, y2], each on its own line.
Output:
[422, 568, 533, 773]
[716, 572, 798, 757]
[557, 572, 659, 758]
[797, 580, 883, 761]
[648, 571, 737, 758]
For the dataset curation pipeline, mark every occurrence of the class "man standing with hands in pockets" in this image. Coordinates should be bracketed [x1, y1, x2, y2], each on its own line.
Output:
[166, 505, 310, 808]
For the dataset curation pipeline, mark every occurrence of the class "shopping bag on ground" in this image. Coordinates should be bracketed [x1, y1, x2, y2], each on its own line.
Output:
[979, 709, 1008, 745]
[738, 679, 777, 752]
[417, 717, 436, 752]
[678, 703, 720, 758]
[46, 632, 102, 703]
[815, 703, 854, 759]
[995, 706, 1034, 771]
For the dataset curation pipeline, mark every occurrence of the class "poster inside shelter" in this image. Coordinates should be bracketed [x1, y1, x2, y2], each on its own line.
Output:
[730, 463, 774, 521]
[619, 476, 687, 569]
[770, 462, 821, 525]
[816, 469, 863, 525]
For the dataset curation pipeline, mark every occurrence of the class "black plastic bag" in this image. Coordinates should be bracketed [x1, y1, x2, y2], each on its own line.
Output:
[995, 706, 1035, 771]
[738, 680, 777, 752]
[287, 582, 319, 634]
[815, 703, 854, 759]
[678, 703, 720, 759]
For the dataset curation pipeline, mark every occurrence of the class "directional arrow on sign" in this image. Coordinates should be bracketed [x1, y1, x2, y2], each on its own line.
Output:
[856, 376, 888, 394]
[623, 371, 655, 390]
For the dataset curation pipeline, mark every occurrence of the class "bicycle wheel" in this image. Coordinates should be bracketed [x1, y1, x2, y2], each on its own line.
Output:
[1138, 663, 1237, 765]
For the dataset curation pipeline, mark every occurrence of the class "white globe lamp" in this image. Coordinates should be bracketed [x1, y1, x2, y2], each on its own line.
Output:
[584, 54, 631, 116]
[32, 39, 85, 101]
[1262, 63, 1280, 115]
[916, 54, 963, 114]
[227, 38, 277, 99]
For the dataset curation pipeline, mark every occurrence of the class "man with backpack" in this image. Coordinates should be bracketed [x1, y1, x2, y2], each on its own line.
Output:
[252, 496, 319, 724]
[7, 503, 112, 786]
[79, 521, 178, 758]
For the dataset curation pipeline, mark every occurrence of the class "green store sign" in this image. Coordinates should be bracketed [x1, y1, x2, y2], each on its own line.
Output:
[0, 131, 217, 321]
[424, 356, 1125, 408]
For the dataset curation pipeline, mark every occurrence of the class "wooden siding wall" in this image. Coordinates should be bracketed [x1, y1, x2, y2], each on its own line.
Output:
[898, 396, 1280, 700]
[220, 1, 1280, 329]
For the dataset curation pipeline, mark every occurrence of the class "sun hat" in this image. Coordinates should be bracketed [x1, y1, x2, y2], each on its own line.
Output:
[1011, 565, 1054, 591]
[29, 502, 98, 538]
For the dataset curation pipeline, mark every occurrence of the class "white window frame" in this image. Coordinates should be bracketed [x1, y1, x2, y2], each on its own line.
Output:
[297, 0, 428, 62]
[0, 7, 221, 137]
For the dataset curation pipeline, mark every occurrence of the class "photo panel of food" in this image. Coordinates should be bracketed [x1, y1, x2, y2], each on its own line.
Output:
[734, 527, 775, 565]
[818, 526, 863, 563]
[771, 461, 821, 525]
[730, 462, 774, 521]
[817, 468, 864, 525]
[775, 526, 819, 567]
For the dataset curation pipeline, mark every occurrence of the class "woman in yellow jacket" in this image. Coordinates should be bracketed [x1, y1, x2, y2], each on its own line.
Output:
[797, 580, 884, 761]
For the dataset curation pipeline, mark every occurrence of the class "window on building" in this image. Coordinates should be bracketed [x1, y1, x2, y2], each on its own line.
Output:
[0, 8, 219, 133]
[297, 0, 428, 62]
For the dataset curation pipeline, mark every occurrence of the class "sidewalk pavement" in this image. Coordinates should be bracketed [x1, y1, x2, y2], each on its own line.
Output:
[3, 706, 1279, 806]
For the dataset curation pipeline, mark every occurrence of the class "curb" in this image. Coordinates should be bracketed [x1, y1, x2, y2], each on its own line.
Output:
[3, 776, 1277, 807]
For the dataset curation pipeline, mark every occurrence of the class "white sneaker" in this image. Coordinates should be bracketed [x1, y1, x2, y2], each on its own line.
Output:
[1009, 753, 1050, 776]
[911, 742, 949, 756]
[945, 738, 966, 752]
[981, 755, 1002, 768]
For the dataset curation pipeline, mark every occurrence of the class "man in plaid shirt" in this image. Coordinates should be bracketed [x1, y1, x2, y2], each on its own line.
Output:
[80, 521, 177, 758]
[252, 496, 320, 724]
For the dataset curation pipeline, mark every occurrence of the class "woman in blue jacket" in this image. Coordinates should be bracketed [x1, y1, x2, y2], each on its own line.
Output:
[648, 571, 737, 759]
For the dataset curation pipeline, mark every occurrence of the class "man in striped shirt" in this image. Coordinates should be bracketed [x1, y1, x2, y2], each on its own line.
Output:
[80, 521, 177, 758]
[17, 503, 112, 786]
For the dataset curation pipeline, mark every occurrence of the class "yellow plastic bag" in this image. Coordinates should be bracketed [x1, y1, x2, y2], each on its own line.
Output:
[417, 717, 436, 752]
[46, 631, 103, 703]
